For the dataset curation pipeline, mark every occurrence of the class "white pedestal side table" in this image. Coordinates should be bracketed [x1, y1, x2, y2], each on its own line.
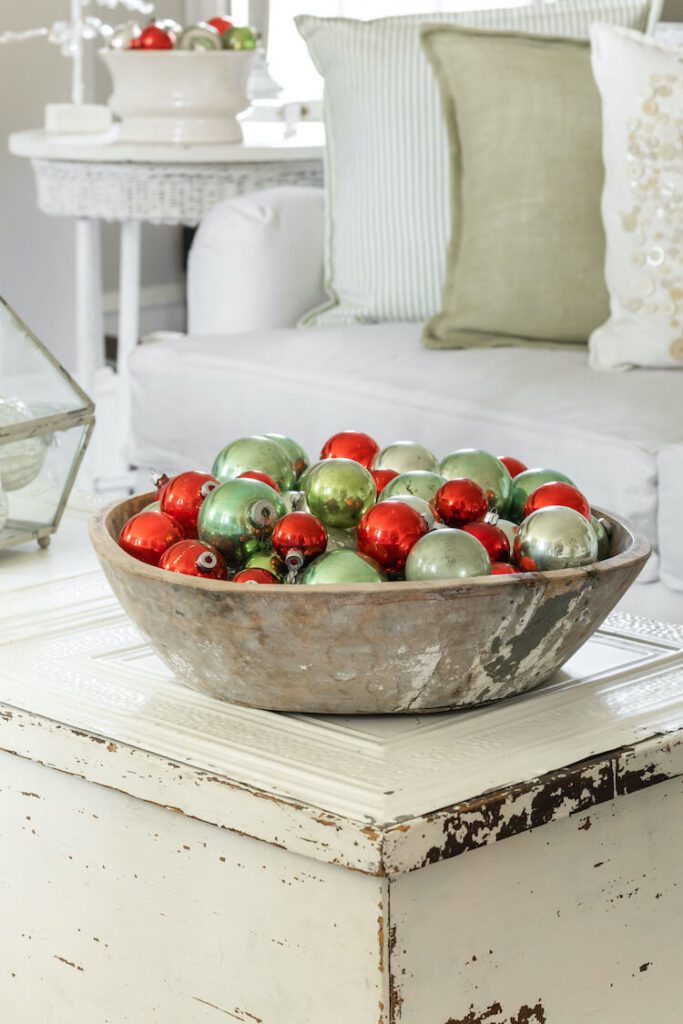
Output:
[1, 506, 683, 1022]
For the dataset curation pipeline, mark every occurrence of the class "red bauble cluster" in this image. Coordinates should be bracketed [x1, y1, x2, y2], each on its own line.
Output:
[522, 481, 591, 521]
[491, 562, 518, 575]
[238, 470, 280, 492]
[320, 430, 380, 469]
[118, 510, 184, 567]
[160, 471, 218, 536]
[208, 15, 233, 32]
[462, 521, 511, 562]
[159, 540, 228, 579]
[137, 25, 174, 49]
[498, 455, 528, 478]
[233, 568, 279, 585]
[272, 512, 328, 568]
[371, 468, 399, 496]
[356, 500, 428, 574]
[432, 478, 488, 528]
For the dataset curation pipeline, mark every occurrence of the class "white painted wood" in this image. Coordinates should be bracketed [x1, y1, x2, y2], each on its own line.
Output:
[74, 217, 104, 392]
[117, 219, 142, 465]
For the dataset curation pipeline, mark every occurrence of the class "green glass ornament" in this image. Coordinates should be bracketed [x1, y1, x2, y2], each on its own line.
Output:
[373, 441, 438, 474]
[212, 435, 296, 491]
[591, 515, 612, 560]
[326, 526, 358, 551]
[508, 467, 576, 522]
[245, 549, 287, 580]
[515, 506, 598, 571]
[300, 549, 385, 585]
[265, 434, 310, 481]
[142, 500, 161, 513]
[381, 470, 446, 504]
[223, 25, 257, 49]
[198, 478, 286, 567]
[485, 511, 517, 549]
[281, 490, 309, 514]
[405, 529, 491, 582]
[304, 458, 376, 529]
[391, 494, 436, 529]
[439, 449, 512, 514]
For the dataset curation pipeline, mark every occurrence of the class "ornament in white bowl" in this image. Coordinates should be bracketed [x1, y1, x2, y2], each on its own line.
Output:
[0, 397, 48, 492]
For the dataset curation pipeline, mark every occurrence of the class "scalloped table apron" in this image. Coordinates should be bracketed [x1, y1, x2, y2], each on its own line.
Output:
[1, 499, 682, 1021]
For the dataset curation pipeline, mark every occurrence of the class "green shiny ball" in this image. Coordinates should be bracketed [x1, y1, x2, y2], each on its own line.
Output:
[304, 458, 376, 529]
[439, 449, 512, 514]
[223, 25, 257, 49]
[373, 442, 438, 474]
[245, 549, 287, 580]
[515, 506, 598, 571]
[141, 500, 161, 513]
[508, 467, 576, 522]
[265, 434, 310, 481]
[300, 549, 385, 585]
[281, 490, 309, 514]
[212, 435, 296, 491]
[326, 526, 357, 551]
[405, 529, 491, 581]
[391, 494, 436, 529]
[591, 515, 612, 560]
[381, 470, 446, 504]
[198, 478, 286, 567]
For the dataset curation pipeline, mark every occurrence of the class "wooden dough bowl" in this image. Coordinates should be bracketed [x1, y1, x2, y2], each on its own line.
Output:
[90, 493, 651, 714]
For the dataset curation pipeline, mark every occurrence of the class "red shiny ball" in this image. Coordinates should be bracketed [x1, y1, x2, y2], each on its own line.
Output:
[498, 456, 528, 478]
[238, 470, 281, 492]
[138, 25, 174, 49]
[320, 431, 380, 469]
[371, 468, 399, 496]
[356, 499, 428, 573]
[522, 482, 591, 521]
[272, 512, 327, 566]
[491, 561, 519, 575]
[432, 478, 488, 528]
[158, 540, 228, 579]
[462, 521, 511, 562]
[233, 568, 279, 585]
[208, 15, 232, 32]
[118, 510, 184, 566]
[160, 471, 219, 537]
[129, 36, 143, 48]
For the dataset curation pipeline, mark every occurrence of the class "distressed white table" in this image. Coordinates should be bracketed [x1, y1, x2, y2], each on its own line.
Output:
[1, 503, 683, 1023]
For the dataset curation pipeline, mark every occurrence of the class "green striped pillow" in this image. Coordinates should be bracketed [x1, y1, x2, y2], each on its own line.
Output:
[297, 0, 661, 328]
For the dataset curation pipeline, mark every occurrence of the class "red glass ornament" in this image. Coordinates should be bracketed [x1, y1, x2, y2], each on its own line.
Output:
[233, 568, 279, 585]
[522, 481, 591, 521]
[118, 510, 183, 566]
[138, 25, 174, 49]
[238, 470, 281, 492]
[432, 478, 488, 528]
[462, 521, 511, 562]
[498, 456, 528, 478]
[356, 500, 427, 573]
[320, 431, 380, 469]
[491, 561, 519, 575]
[208, 15, 233, 32]
[159, 540, 228, 580]
[371, 468, 399, 496]
[272, 512, 327, 568]
[160, 471, 219, 537]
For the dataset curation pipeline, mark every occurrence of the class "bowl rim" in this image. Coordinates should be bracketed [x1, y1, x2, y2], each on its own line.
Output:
[99, 48, 255, 58]
[90, 493, 652, 597]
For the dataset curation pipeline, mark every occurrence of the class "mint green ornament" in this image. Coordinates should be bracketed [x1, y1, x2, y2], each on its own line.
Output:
[391, 494, 436, 529]
[198, 478, 285, 567]
[591, 515, 612, 560]
[281, 490, 309, 514]
[245, 549, 287, 580]
[212, 435, 296, 491]
[265, 434, 310, 481]
[142, 500, 161, 513]
[381, 470, 446, 504]
[304, 458, 376, 529]
[326, 526, 357, 551]
[300, 549, 385, 585]
[515, 506, 597, 571]
[439, 449, 512, 514]
[223, 25, 257, 49]
[373, 441, 437, 474]
[508, 467, 576, 522]
[405, 529, 491, 582]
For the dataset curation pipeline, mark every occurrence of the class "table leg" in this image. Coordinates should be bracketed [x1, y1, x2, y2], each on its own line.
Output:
[74, 218, 104, 394]
[117, 219, 142, 463]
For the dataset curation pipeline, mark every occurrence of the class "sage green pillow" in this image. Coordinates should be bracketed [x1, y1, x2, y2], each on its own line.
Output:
[421, 25, 610, 349]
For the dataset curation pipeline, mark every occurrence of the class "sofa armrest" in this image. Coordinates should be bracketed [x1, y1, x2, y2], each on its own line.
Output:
[187, 186, 326, 335]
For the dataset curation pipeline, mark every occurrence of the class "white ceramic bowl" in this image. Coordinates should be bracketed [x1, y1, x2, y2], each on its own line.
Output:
[100, 50, 255, 144]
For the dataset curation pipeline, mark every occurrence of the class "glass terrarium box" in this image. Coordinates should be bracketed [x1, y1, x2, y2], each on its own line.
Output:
[0, 297, 94, 550]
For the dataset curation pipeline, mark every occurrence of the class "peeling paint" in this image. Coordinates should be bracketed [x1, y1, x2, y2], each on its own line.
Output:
[444, 1001, 546, 1024]
[54, 955, 84, 972]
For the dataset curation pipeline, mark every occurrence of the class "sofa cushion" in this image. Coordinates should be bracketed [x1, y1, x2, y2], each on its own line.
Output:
[129, 324, 683, 587]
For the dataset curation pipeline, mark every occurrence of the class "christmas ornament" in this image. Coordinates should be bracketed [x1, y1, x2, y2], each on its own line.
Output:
[109, 21, 141, 49]
[462, 521, 511, 562]
[491, 562, 519, 575]
[265, 434, 309, 480]
[433, 478, 488, 528]
[591, 516, 612, 560]
[439, 449, 512, 512]
[394, 494, 436, 529]
[0, 397, 48, 492]
[154, 18, 182, 41]
[198, 478, 285, 567]
[141, 500, 161, 513]
[152, 469, 170, 498]
[300, 549, 386, 585]
[522, 481, 591, 521]
[212, 435, 296, 491]
[498, 455, 528, 478]
[373, 441, 438, 475]
[371, 468, 399, 496]
[208, 16, 232, 34]
[159, 539, 228, 580]
[320, 430, 380, 469]
[484, 510, 518, 550]
[160, 470, 219, 536]
[305, 458, 376, 529]
[0, 484, 8, 533]
[238, 470, 280, 491]
[325, 526, 357, 551]
[508, 468, 576, 522]
[272, 512, 328, 573]
[177, 23, 222, 50]
[297, 461, 322, 492]
[381, 470, 446, 504]
[223, 25, 257, 50]
[513, 507, 598, 572]
[233, 567, 279, 585]
[118, 510, 183, 566]
[138, 24, 174, 48]
[245, 550, 287, 580]
[280, 490, 309, 514]
[356, 500, 428, 574]
[405, 529, 491, 582]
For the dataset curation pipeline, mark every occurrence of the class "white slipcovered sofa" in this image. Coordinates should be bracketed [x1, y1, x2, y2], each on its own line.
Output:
[129, 187, 683, 623]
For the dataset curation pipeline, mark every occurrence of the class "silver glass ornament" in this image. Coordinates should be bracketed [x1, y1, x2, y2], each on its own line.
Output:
[212, 435, 296, 491]
[405, 529, 491, 581]
[381, 470, 445, 504]
[300, 549, 386, 585]
[198, 478, 286, 567]
[325, 526, 357, 551]
[439, 449, 512, 513]
[0, 397, 49, 492]
[265, 434, 310, 481]
[373, 442, 438, 474]
[591, 515, 612, 560]
[508, 467, 576, 521]
[177, 24, 223, 50]
[108, 22, 141, 49]
[515, 506, 598, 571]
[392, 494, 436, 529]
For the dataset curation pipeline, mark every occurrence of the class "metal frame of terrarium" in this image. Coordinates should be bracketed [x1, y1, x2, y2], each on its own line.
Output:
[0, 296, 95, 550]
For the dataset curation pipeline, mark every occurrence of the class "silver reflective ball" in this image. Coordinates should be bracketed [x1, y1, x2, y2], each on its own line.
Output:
[515, 506, 598, 571]
[591, 515, 612, 560]
[373, 441, 438, 474]
[405, 529, 491, 582]
[391, 494, 436, 529]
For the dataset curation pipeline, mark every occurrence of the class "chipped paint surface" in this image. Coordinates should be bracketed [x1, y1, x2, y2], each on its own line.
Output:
[444, 1002, 546, 1024]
